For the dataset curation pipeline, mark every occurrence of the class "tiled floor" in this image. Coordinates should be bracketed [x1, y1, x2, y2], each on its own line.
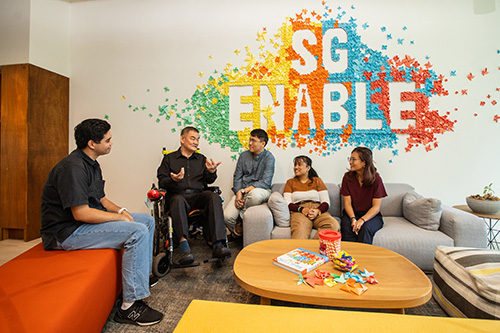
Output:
[0, 238, 42, 266]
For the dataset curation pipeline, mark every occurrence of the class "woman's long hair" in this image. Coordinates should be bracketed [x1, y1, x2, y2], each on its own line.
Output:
[346, 147, 377, 186]
[294, 155, 318, 185]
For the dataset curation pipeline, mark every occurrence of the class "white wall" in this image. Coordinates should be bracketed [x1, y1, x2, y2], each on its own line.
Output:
[65, 0, 500, 212]
[29, 0, 71, 76]
[0, 0, 30, 66]
[0, 0, 70, 75]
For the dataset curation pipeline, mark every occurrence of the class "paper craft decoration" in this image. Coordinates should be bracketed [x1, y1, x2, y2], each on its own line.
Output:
[334, 273, 347, 284]
[273, 248, 329, 275]
[331, 250, 358, 272]
[295, 267, 378, 292]
[295, 273, 313, 287]
[358, 268, 374, 278]
[303, 275, 324, 287]
[324, 277, 337, 287]
[340, 278, 368, 296]
[345, 271, 366, 283]
[127, 3, 460, 155]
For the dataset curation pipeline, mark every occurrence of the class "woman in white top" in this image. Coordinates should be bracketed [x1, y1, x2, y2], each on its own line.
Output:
[283, 156, 340, 239]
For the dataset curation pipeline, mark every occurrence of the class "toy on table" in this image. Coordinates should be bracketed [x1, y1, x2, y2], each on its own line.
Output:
[331, 250, 358, 272]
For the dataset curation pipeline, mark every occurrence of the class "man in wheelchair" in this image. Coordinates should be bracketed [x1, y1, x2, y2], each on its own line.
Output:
[157, 126, 231, 265]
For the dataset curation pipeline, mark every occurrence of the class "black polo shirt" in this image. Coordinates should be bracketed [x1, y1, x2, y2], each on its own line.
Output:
[40, 149, 106, 250]
[157, 148, 217, 195]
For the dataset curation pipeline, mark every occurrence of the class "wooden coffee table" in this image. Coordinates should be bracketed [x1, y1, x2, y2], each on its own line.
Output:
[233, 239, 432, 314]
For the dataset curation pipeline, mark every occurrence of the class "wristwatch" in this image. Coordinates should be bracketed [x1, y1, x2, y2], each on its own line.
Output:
[240, 189, 246, 195]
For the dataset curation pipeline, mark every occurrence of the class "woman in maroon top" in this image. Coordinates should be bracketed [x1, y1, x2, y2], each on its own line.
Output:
[340, 147, 387, 244]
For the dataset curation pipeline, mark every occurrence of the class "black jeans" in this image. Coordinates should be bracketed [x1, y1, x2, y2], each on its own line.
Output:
[167, 191, 226, 244]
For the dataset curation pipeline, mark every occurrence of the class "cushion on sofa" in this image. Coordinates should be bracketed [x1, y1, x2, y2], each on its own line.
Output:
[403, 191, 442, 231]
[268, 191, 290, 227]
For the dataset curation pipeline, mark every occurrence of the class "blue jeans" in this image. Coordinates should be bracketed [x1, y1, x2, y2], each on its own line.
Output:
[59, 213, 154, 302]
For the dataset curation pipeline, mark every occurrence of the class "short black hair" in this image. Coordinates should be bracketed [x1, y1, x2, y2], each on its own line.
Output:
[250, 129, 268, 146]
[74, 119, 111, 149]
[181, 126, 199, 136]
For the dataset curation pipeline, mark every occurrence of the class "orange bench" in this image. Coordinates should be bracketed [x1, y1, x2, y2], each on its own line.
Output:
[0, 243, 122, 332]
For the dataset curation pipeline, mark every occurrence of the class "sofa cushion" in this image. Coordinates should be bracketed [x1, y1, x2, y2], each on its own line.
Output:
[325, 183, 342, 217]
[268, 192, 290, 227]
[403, 191, 442, 231]
[271, 226, 317, 239]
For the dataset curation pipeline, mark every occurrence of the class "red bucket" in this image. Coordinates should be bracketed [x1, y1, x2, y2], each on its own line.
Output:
[318, 230, 341, 259]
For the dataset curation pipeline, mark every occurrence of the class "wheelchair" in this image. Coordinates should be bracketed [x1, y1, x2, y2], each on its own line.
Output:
[147, 183, 230, 277]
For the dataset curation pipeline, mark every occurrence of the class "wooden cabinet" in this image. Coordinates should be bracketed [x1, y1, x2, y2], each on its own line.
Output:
[0, 64, 69, 241]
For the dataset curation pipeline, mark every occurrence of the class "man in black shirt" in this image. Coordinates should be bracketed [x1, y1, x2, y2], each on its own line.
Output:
[157, 126, 230, 264]
[41, 119, 163, 327]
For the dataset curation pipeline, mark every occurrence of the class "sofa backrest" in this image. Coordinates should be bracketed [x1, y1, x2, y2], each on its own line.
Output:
[271, 183, 342, 217]
[379, 183, 415, 216]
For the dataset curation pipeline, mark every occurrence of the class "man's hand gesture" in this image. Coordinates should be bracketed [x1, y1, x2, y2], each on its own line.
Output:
[206, 158, 221, 173]
[170, 167, 185, 182]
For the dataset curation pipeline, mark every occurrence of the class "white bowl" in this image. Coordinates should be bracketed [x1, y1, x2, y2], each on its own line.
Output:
[466, 197, 500, 214]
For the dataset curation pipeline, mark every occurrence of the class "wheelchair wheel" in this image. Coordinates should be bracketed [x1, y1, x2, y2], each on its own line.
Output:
[153, 252, 171, 277]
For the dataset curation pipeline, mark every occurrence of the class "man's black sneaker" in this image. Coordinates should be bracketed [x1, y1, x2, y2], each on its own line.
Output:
[149, 275, 159, 288]
[212, 244, 231, 259]
[114, 300, 164, 326]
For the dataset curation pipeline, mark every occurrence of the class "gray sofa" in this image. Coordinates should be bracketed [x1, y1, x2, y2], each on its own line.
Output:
[241, 183, 487, 271]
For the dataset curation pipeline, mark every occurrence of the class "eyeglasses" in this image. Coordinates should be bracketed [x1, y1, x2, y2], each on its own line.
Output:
[347, 157, 360, 162]
[249, 138, 262, 144]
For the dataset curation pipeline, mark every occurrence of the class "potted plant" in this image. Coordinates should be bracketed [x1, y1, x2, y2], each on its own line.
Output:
[466, 183, 500, 214]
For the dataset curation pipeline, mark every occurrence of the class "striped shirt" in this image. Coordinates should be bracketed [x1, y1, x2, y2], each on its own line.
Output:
[283, 177, 330, 212]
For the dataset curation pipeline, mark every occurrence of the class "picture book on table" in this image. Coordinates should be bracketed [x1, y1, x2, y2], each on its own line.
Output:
[273, 248, 329, 275]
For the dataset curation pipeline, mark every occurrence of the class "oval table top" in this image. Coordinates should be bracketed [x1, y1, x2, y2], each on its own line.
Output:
[234, 239, 432, 312]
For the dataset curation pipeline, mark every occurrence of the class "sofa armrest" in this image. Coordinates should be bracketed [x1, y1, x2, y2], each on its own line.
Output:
[439, 205, 487, 248]
[242, 203, 274, 247]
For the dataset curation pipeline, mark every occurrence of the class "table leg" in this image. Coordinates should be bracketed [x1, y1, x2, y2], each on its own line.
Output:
[391, 308, 405, 315]
[260, 297, 271, 305]
[484, 218, 500, 250]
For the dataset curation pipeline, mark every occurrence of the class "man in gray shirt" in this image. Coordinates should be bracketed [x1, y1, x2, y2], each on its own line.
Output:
[224, 129, 275, 239]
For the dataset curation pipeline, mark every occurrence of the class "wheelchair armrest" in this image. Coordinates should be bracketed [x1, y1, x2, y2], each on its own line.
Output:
[206, 186, 222, 195]
[156, 186, 221, 196]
